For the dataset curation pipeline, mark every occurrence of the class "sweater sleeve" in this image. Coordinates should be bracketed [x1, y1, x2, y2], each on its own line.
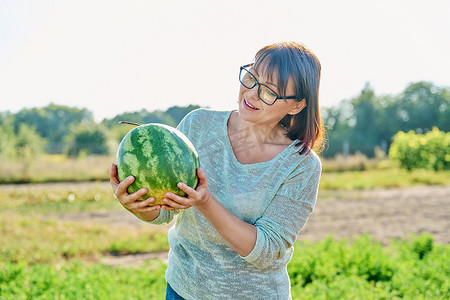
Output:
[240, 157, 322, 269]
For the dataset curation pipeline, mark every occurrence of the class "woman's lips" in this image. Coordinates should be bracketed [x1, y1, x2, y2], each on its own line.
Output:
[243, 99, 259, 110]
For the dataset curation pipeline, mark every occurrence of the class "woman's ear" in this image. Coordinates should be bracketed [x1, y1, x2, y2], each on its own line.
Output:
[288, 99, 307, 115]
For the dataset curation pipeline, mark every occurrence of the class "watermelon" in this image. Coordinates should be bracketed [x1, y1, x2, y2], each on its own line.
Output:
[116, 123, 200, 205]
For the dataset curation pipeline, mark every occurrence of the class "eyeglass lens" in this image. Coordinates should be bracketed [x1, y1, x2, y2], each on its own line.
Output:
[239, 68, 278, 104]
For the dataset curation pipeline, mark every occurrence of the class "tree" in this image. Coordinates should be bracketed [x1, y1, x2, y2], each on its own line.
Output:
[14, 124, 46, 178]
[65, 123, 111, 157]
[13, 103, 93, 153]
[322, 100, 354, 157]
[15, 124, 47, 157]
[102, 105, 200, 143]
[0, 122, 17, 160]
[349, 83, 383, 156]
[322, 81, 449, 158]
[166, 105, 201, 125]
[394, 82, 449, 132]
[102, 109, 176, 127]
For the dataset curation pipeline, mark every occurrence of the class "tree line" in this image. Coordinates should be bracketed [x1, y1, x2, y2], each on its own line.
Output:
[322, 81, 448, 157]
[0, 81, 448, 160]
[0, 104, 201, 160]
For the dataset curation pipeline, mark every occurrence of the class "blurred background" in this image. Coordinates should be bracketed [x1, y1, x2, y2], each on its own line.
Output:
[0, 1, 449, 298]
[1, 0, 449, 173]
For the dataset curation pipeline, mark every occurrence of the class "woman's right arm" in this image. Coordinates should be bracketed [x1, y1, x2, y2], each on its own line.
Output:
[109, 163, 161, 222]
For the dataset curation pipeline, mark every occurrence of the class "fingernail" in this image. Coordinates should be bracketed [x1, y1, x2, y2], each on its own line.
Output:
[177, 183, 184, 188]
[127, 176, 134, 180]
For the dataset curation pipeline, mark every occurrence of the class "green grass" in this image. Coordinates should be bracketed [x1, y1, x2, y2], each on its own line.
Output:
[0, 155, 114, 184]
[1, 155, 449, 190]
[319, 168, 450, 190]
[0, 182, 118, 214]
[0, 213, 170, 265]
[0, 154, 448, 298]
[0, 260, 167, 300]
[1, 234, 448, 299]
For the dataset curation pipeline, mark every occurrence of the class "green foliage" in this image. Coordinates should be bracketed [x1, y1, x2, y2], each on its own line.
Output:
[1, 104, 200, 160]
[396, 82, 449, 132]
[319, 168, 450, 190]
[323, 81, 449, 158]
[0, 235, 448, 299]
[15, 124, 47, 158]
[102, 105, 200, 142]
[389, 127, 449, 171]
[0, 122, 17, 160]
[65, 122, 111, 157]
[0, 155, 114, 184]
[0, 121, 46, 175]
[0, 260, 167, 299]
[12, 103, 93, 153]
[102, 109, 175, 128]
[412, 233, 434, 260]
[0, 182, 118, 214]
[166, 105, 201, 125]
[288, 234, 449, 299]
[0, 180, 448, 298]
[0, 212, 170, 265]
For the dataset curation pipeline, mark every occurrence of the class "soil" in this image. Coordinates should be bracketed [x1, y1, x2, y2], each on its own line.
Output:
[47, 184, 450, 267]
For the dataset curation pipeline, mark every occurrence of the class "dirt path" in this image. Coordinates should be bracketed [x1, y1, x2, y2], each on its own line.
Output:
[300, 185, 449, 245]
[51, 185, 449, 266]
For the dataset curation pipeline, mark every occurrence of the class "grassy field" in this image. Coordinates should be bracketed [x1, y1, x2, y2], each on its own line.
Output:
[1, 154, 449, 189]
[0, 155, 449, 298]
[1, 233, 448, 299]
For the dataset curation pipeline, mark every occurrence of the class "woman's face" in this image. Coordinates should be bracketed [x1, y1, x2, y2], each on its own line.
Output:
[237, 64, 305, 126]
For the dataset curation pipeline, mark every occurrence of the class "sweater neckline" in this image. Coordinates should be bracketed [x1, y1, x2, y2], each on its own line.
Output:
[222, 110, 298, 167]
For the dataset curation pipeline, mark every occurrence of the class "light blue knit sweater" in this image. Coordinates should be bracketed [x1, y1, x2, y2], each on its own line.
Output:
[150, 108, 321, 300]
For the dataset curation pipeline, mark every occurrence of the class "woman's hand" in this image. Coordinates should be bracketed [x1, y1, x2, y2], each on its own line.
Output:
[162, 168, 212, 210]
[110, 163, 161, 221]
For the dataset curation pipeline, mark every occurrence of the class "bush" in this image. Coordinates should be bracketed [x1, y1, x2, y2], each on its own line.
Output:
[389, 127, 449, 171]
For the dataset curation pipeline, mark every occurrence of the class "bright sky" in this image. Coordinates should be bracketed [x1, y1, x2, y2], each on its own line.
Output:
[1, 0, 449, 121]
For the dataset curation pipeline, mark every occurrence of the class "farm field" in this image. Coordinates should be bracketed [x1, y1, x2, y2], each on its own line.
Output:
[1, 182, 449, 299]
[33, 182, 448, 266]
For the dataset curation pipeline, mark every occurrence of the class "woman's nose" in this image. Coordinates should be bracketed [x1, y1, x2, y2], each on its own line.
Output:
[247, 84, 260, 100]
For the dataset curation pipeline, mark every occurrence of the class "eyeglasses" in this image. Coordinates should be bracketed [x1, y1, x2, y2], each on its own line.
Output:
[239, 63, 298, 106]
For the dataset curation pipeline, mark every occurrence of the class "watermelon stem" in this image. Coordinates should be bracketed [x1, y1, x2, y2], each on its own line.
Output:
[119, 121, 140, 127]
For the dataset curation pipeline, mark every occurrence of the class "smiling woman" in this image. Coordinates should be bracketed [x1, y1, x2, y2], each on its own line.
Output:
[110, 41, 324, 300]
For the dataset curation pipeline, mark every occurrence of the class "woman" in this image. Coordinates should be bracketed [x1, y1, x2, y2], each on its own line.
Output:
[110, 41, 324, 300]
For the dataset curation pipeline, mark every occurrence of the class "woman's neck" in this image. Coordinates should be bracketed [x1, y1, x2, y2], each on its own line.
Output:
[230, 111, 290, 146]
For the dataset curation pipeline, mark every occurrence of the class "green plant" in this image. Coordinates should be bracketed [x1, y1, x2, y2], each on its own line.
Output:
[412, 233, 434, 259]
[389, 127, 449, 171]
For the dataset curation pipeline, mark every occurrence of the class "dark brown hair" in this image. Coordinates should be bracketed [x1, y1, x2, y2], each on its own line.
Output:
[253, 41, 325, 155]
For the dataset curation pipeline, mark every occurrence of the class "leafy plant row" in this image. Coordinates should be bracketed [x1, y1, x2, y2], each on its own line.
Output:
[1, 234, 448, 299]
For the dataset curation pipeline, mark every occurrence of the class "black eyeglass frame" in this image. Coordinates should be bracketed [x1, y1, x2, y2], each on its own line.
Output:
[239, 63, 298, 106]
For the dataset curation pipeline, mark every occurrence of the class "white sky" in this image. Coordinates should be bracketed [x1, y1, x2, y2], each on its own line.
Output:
[1, 0, 449, 121]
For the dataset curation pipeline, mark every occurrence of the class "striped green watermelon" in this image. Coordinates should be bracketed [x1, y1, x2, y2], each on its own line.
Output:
[116, 123, 200, 205]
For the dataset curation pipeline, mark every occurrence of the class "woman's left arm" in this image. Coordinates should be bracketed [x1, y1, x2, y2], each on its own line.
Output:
[164, 160, 321, 265]
[162, 168, 258, 256]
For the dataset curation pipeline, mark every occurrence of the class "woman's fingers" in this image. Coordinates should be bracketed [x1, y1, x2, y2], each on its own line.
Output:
[109, 163, 120, 191]
[121, 187, 148, 206]
[126, 197, 161, 212]
[163, 191, 194, 210]
[115, 176, 135, 197]
[196, 168, 209, 189]
[197, 168, 206, 180]
[176, 182, 196, 197]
